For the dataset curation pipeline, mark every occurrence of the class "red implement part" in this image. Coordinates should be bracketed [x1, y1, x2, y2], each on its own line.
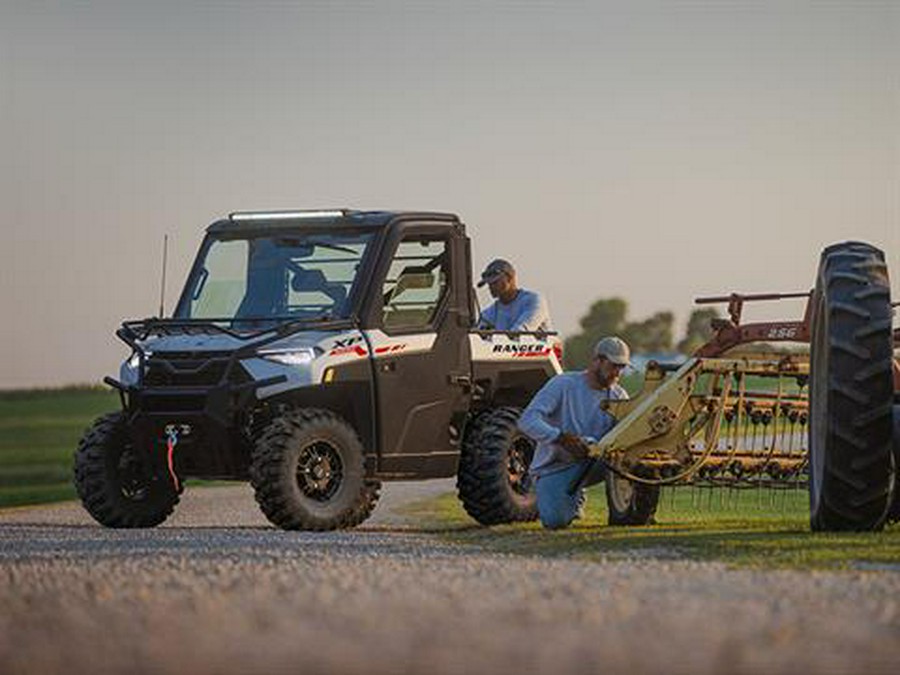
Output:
[693, 292, 813, 358]
[693, 291, 900, 393]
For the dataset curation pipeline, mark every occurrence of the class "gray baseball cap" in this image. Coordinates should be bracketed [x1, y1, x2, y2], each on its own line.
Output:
[593, 336, 632, 367]
[477, 259, 515, 287]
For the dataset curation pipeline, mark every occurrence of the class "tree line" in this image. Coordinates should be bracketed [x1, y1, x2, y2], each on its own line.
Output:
[562, 298, 720, 369]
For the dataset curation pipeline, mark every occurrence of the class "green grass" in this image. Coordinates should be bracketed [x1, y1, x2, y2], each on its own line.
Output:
[401, 486, 900, 571]
[0, 386, 119, 508]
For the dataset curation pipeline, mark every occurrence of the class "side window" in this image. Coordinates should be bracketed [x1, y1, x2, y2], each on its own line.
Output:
[381, 238, 449, 331]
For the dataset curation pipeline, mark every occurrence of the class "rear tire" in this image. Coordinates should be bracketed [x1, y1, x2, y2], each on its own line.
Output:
[353, 480, 383, 525]
[809, 241, 895, 532]
[605, 472, 660, 526]
[74, 412, 179, 528]
[250, 409, 375, 531]
[456, 407, 538, 525]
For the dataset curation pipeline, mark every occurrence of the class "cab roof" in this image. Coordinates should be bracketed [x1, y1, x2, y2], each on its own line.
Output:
[207, 209, 460, 234]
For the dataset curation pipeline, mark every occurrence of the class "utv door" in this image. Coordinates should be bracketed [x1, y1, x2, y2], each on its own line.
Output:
[366, 221, 473, 478]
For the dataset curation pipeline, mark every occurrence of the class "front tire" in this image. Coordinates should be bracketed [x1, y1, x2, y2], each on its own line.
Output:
[250, 408, 376, 531]
[74, 412, 179, 528]
[809, 241, 896, 532]
[456, 406, 538, 525]
[605, 472, 660, 526]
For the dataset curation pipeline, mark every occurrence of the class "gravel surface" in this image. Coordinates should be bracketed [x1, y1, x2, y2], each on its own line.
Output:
[1, 482, 899, 675]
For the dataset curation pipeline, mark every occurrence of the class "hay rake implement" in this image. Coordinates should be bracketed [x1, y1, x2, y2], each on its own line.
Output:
[585, 241, 900, 532]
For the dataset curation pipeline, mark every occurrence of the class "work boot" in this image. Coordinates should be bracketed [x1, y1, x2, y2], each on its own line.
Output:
[574, 490, 587, 520]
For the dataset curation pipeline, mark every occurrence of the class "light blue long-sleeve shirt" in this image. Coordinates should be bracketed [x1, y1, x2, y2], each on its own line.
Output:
[518, 372, 628, 477]
[478, 289, 552, 332]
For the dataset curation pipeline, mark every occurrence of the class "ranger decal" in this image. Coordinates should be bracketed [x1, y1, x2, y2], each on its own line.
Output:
[492, 344, 550, 357]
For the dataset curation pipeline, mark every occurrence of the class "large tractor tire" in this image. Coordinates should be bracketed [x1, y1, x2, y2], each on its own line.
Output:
[809, 241, 896, 532]
[74, 412, 180, 528]
[605, 472, 660, 526]
[456, 406, 539, 525]
[250, 408, 377, 531]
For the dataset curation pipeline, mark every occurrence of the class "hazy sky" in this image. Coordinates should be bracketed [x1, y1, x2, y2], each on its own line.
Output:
[2, 1, 898, 388]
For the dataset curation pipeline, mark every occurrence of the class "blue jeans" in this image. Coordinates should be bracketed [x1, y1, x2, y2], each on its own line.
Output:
[535, 462, 589, 529]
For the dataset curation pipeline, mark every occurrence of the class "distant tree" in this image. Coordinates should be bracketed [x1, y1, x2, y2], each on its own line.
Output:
[561, 333, 595, 370]
[578, 297, 627, 335]
[621, 311, 674, 353]
[676, 308, 721, 354]
[563, 298, 628, 369]
[563, 300, 723, 369]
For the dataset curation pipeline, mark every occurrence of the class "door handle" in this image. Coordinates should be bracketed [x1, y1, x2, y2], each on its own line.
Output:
[380, 361, 396, 373]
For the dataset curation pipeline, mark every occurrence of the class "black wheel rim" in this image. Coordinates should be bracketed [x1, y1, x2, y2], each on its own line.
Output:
[296, 440, 344, 502]
[508, 435, 535, 496]
[116, 446, 151, 502]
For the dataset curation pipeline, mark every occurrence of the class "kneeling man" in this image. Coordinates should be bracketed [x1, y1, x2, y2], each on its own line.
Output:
[518, 336, 631, 529]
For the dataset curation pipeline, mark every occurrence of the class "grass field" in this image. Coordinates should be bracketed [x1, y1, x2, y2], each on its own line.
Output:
[401, 486, 900, 570]
[0, 386, 120, 508]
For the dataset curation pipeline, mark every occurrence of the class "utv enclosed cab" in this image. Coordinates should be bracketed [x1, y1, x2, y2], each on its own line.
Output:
[76, 210, 560, 530]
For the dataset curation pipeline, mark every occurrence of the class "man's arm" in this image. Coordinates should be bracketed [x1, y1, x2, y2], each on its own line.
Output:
[509, 291, 550, 332]
[517, 376, 564, 444]
[477, 302, 496, 330]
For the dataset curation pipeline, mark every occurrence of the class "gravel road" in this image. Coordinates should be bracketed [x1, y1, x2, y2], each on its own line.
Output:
[1, 482, 898, 675]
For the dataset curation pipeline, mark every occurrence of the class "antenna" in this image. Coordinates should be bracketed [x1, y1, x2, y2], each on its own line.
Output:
[158, 234, 168, 318]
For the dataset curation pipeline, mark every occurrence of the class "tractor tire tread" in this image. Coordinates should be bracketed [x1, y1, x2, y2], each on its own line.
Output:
[809, 242, 894, 531]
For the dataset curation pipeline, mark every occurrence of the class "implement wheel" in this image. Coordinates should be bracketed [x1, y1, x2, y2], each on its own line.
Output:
[456, 406, 538, 525]
[888, 406, 900, 524]
[250, 408, 376, 531]
[74, 412, 179, 528]
[605, 473, 660, 526]
[809, 241, 896, 532]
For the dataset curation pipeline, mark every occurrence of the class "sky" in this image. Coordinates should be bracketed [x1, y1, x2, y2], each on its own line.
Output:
[2, 1, 898, 388]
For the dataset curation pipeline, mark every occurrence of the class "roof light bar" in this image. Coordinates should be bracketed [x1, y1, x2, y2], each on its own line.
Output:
[229, 210, 347, 222]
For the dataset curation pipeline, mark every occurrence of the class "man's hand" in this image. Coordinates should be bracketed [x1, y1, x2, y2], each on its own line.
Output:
[556, 432, 590, 462]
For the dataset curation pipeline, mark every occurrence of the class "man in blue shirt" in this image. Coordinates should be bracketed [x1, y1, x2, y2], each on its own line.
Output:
[477, 259, 552, 332]
[518, 336, 631, 529]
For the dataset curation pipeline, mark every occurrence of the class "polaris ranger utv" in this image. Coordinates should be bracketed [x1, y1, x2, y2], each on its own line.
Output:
[75, 210, 560, 530]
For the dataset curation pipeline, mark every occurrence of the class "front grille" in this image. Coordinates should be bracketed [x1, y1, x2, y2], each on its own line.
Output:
[141, 393, 206, 413]
[143, 353, 249, 387]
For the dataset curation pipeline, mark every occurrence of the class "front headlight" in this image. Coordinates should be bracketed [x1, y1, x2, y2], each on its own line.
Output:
[126, 350, 152, 370]
[258, 348, 316, 366]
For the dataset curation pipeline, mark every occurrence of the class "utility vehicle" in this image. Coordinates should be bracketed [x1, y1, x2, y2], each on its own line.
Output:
[75, 210, 558, 530]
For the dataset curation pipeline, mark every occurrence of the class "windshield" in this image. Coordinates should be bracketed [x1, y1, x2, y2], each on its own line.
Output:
[176, 230, 375, 322]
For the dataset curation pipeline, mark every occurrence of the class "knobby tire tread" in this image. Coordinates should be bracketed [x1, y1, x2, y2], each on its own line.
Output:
[456, 406, 538, 525]
[810, 242, 895, 531]
[73, 411, 179, 528]
[250, 408, 377, 531]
